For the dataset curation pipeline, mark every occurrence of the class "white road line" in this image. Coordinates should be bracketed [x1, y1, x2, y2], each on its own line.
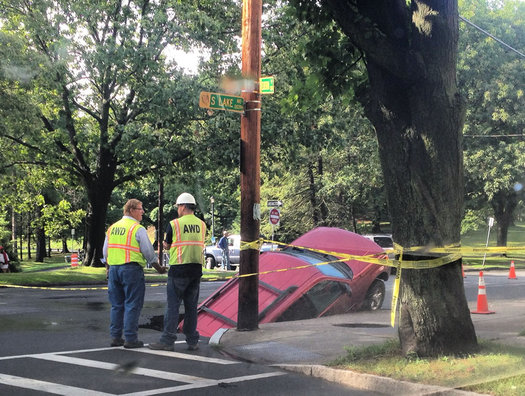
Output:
[135, 346, 237, 365]
[0, 347, 287, 395]
[0, 373, 114, 396]
[0, 345, 238, 365]
[121, 372, 287, 395]
[32, 354, 208, 383]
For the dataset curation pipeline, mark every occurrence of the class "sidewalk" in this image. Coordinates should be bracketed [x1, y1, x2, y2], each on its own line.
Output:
[212, 271, 525, 395]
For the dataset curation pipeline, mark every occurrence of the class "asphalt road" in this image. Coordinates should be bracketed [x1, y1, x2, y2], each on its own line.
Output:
[0, 282, 381, 395]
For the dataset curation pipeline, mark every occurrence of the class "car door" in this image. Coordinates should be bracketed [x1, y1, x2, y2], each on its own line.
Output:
[228, 236, 241, 264]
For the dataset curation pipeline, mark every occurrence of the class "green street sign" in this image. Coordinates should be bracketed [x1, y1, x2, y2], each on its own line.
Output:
[199, 91, 244, 113]
[260, 76, 274, 94]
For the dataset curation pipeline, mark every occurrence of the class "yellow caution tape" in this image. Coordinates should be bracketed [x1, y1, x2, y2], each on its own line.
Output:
[1, 284, 108, 291]
[391, 247, 402, 328]
[240, 238, 265, 251]
[4, 238, 523, 328]
[1, 282, 168, 291]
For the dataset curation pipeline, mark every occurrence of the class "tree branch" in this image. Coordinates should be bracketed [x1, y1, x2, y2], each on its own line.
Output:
[60, 84, 91, 176]
[321, 0, 425, 82]
[112, 150, 191, 188]
[2, 133, 45, 154]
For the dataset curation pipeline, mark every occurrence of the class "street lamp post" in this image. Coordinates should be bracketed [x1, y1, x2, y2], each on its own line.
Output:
[210, 196, 215, 244]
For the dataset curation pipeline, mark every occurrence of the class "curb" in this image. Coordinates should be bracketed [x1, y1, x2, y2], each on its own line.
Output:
[276, 364, 485, 396]
[209, 328, 228, 345]
[213, 328, 485, 395]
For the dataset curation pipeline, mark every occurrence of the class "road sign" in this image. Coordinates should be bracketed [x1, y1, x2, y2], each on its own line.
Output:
[267, 200, 283, 207]
[260, 76, 274, 94]
[199, 92, 244, 113]
[269, 208, 280, 226]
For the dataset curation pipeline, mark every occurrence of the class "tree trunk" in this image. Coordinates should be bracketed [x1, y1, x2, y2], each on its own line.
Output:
[350, 204, 357, 232]
[35, 207, 46, 263]
[321, 0, 477, 356]
[61, 237, 69, 253]
[318, 157, 329, 223]
[492, 190, 517, 248]
[19, 229, 23, 260]
[27, 224, 31, 259]
[308, 164, 320, 226]
[83, 174, 114, 267]
[11, 206, 17, 254]
[362, 8, 476, 356]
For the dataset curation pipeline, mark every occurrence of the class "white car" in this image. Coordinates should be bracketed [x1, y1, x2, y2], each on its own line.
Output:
[363, 233, 395, 274]
[204, 234, 277, 270]
[362, 234, 393, 250]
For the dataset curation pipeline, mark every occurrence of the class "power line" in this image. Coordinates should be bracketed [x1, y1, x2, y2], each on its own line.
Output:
[459, 15, 525, 59]
[464, 134, 525, 138]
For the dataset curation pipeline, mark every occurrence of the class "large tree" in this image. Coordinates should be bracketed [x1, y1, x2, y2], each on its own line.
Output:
[0, 0, 238, 266]
[290, 1, 477, 356]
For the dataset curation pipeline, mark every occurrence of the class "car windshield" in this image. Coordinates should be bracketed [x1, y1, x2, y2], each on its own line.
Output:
[281, 247, 353, 280]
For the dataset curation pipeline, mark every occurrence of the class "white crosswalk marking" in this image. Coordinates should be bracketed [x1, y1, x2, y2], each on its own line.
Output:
[0, 346, 287, 394]
[121, 372, 287, 396]
[0, 373, 113, 396]
[32, 354, 208, 383]
[136, 345, 237, 364]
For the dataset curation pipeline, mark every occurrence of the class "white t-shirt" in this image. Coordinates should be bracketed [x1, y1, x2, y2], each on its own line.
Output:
[0, 252, 8, 264]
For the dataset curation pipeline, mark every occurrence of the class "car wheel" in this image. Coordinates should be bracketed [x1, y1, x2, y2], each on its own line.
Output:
[363, 280, 385, 311]
[205, 256, 215, 270]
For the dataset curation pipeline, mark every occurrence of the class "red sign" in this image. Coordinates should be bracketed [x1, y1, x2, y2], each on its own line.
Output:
[269, 208, 280, 226]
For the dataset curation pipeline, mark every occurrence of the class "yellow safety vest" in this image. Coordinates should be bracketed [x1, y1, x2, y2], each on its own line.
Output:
[169, 214, 206, 265]
[106, 217, 146, 266]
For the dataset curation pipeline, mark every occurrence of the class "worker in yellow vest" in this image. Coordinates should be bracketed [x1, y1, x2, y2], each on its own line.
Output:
[103, 199, 166, 349]
[149, 192, 206, 351]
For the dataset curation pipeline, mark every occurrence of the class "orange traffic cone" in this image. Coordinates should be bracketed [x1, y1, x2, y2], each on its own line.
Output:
[462, 264, 466, 278]
[471, 271, 495, 314]
[71, 253, 79, 268]
[508, 260, 517, 279]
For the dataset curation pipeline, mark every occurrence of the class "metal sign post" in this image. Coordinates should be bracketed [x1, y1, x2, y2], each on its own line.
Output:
[481, 217, 494, 268]
[269, 208, 280, 243]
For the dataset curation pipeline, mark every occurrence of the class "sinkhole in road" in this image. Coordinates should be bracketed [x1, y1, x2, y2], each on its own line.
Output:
[139, 314, 185, 331]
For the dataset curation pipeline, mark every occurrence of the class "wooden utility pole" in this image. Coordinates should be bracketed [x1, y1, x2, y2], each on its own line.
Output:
[238, 0, 262, 331]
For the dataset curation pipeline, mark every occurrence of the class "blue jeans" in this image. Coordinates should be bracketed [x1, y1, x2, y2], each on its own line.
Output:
[108, 264, 145, 342]
[160, 274, 201, 346]
[221, 248, 230, 270]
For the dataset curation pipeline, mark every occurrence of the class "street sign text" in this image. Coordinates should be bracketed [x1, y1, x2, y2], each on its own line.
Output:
[199, 92, 244, 113]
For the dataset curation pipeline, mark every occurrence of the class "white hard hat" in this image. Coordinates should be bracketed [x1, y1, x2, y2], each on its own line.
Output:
[176, 192, 196, 205]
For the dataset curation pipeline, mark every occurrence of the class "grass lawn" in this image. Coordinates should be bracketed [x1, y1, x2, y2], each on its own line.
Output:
[0, 253, 235, 287]
[462, 222, 525, 269]
[331, 340, 525, 396]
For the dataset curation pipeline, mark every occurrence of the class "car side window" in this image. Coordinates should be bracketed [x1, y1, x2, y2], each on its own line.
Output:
[275, 281, 351, 322]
